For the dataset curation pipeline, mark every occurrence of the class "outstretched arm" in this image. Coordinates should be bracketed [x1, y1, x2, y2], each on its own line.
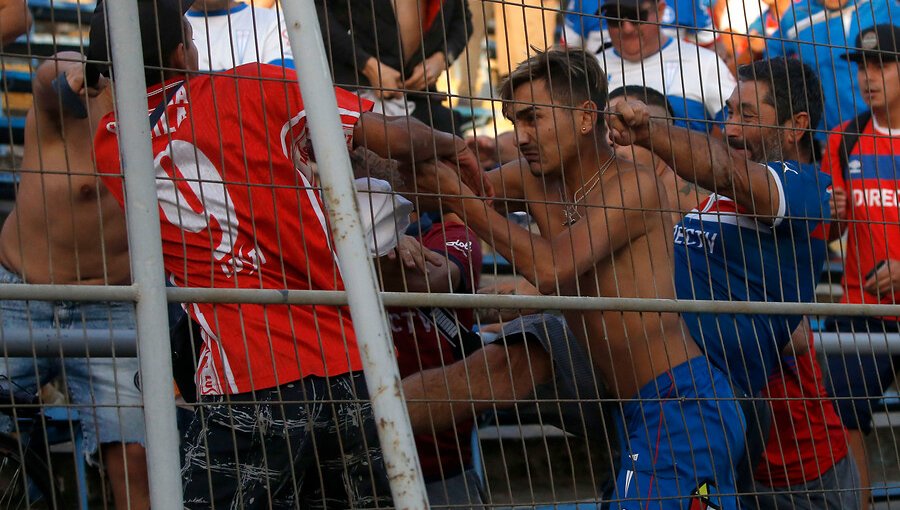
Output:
[416, 159, 663, 294]
[353, 112, 492, 198]
[608, 99, 782, 223]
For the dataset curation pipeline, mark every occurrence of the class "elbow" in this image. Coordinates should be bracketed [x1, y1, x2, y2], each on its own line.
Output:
[534, 264, 572, 295]
[534, 272, 561, 295]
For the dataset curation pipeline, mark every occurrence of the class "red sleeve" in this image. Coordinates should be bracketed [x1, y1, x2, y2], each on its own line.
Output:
[421, 222, 483, 293]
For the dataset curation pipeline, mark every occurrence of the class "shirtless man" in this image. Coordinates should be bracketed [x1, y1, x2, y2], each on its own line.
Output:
[415, 47, 744, 509]
[0, 53, 149, 509]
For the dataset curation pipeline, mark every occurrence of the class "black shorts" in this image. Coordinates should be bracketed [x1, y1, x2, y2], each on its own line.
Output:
[181, 371, 392, 509]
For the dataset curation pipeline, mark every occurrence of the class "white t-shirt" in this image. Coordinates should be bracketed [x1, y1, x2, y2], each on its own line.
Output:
[598, 38, 736, 131]
[187, 4, 294, 72]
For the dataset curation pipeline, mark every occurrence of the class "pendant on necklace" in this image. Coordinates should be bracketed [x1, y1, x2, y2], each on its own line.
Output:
[563, 205, 579, 226]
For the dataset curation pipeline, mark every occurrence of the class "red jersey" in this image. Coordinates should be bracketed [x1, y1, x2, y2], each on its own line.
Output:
[825, 117, 900, 312]
[95, 64, 374, 395]
[388, 221, 482, 479]
[754, 335, 848, 487]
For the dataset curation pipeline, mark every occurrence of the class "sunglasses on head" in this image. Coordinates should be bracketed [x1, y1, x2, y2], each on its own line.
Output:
[604, 5, 652, 26]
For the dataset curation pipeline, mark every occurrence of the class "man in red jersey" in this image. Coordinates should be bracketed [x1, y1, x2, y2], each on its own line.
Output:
[87, 1, 485, 507]
[751, 322, 858, 509]
[825, 24, 900, 508]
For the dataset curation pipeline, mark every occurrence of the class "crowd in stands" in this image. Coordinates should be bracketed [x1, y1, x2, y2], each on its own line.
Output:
[1, 0, 900, 508]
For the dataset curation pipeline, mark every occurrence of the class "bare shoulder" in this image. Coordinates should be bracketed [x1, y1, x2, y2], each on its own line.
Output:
[597, 156, 665, 209]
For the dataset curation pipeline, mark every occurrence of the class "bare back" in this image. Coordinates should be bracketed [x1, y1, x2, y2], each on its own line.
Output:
[0, 67, 128, 285]
[493, 157, 701, 398]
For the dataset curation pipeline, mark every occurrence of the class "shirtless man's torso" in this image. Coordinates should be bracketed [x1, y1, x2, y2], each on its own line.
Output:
[0, 52, 148, 510]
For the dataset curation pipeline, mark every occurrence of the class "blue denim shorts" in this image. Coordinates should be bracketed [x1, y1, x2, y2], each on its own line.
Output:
[0, 265, 145, 456]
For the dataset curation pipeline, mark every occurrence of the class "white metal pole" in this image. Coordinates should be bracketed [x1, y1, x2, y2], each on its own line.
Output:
[104, 1, 185, 508]
[279, 2, 429, 508]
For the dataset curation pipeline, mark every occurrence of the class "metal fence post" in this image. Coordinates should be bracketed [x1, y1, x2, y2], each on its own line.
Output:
[279, 3, 430, 508]
[104, 1, 185, 508]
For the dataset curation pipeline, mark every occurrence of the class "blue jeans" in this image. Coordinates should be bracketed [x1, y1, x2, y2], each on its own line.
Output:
[0, 265, 145, 457]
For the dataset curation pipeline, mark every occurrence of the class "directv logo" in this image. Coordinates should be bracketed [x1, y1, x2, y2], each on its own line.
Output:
[849, 160, 863, 174]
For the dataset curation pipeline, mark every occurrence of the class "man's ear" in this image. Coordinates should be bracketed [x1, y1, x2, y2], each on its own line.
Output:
[784, 111, 811, 145]
[168, 43, 188, 71]
[578, 100, 599, 134]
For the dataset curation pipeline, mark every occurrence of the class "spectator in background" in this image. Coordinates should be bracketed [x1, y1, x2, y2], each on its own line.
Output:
[824, 24, 900, 509]
[450, 0, 489, 106]
[316, 0, 471, 134]
[766, 0, 900, 141]
[715, 0, 787, 70]
[187, 0, 293, 71]
[561, 0, 717, 53]
[598, 0, 736, 132]
[0, 0, 30, 45]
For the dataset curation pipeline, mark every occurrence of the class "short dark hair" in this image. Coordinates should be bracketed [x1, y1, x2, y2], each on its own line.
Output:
[87, 0, 194, 87]
[736, 57, 823, 152]
[499, 47, 609, 126]
[608, 85, 675, 119]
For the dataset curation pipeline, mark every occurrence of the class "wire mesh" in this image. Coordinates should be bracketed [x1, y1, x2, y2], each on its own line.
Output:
[0, 0, 900, 508]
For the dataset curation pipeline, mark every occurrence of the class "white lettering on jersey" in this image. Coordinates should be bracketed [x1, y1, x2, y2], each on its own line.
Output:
[446, 240, 473, 253]
[151, 85, 189, 137]
[673, 224, 719, 254]
[389, 310, 434, 334]
[154, 140, 262, 277]
[853, 188, 900, 208]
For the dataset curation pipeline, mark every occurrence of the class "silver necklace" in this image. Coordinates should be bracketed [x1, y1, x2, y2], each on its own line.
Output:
[562, 156, 616, 226]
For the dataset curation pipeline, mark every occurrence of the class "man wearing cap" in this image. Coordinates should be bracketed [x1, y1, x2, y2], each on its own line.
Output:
[766, 0, 900, 142]
[597, 0, 735, 133]
[86, 0, 486, 507]
[824, 24, 900, 509]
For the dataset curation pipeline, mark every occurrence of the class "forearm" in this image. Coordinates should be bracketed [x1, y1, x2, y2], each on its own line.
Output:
[641, 119, 777, 219]
[357, 113, 463, 164]
[403, 342, 549, 433]
[454, 194, 561, 293]
[641, 119, 733, 193]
